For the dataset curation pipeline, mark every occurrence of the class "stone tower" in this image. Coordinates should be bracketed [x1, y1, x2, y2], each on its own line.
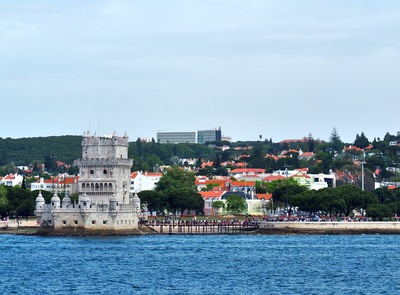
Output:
[76, 131, 132, 207]
[35, 131, 142, 235]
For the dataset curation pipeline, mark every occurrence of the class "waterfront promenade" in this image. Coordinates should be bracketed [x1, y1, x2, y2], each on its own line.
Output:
[259, 220, 400, 234]
[3, 218, 400, 235]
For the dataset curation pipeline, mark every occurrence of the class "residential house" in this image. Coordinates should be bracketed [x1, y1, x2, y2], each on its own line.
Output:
[0, 173, 23, 187]
[30, 174, 79, 195]
[130, 171, 162, 193]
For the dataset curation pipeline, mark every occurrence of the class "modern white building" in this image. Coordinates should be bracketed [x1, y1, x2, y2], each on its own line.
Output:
[35, 131, 144, 234]
[156, 127, 222, 144]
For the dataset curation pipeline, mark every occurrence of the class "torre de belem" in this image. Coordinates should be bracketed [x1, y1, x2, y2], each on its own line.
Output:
[35, 131, 144, 235]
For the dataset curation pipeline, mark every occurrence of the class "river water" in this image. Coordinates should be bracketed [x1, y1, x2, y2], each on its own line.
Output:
[0, 234, 399, 294]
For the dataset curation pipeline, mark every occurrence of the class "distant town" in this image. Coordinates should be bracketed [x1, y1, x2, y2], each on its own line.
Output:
[0, 127, 399, 225]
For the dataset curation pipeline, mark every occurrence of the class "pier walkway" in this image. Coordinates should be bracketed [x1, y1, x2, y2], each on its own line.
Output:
[145, 221, 260, 234]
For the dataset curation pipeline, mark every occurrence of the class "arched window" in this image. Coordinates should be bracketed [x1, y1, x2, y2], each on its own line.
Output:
[90, 170, 94, 175]
[104, 183, 108, 191]
[82, 183, 85, 191]
[100, 183, 103, 191]
[103, 169, 107, 174]
[95, 183, 99, 191]
[91, 183, 94, 192]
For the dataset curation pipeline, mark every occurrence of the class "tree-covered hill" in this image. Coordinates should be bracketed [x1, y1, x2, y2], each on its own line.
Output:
[0, 136, 82, 166]
[0, 136, 217, 170]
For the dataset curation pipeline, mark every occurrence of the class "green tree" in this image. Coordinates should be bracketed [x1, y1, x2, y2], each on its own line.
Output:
[308, 133, 315, 152]
[354, 132, 369, 149]
[212, 200, 225, 215]
[366, 204, 392, 220]
[5, 186, 36, 217]
[250, 142, 265, 169]
[329, 127, 343, 153]
[138, 190, 167, 216]
[155, 167, 197, 195]
[155, 167, 202, 217]
[337, 185, 377, 216]
[167, 188, 204, 217]
[268, 178, 306, 211]
[0, 186, 10, 218]
[225, 194, 246, 216]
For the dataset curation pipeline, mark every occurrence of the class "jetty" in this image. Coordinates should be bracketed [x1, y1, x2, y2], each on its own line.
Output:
[147, 223, 259, 234]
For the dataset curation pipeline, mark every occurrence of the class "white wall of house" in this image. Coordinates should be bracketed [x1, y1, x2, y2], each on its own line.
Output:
[130, 172, 161, 193]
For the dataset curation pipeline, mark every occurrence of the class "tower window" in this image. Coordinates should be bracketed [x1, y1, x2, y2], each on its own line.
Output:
[90, 170, 94, 174]
[103, 169, 108, 174]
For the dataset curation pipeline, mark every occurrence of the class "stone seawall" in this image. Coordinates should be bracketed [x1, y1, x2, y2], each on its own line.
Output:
[259, 221, 400, 234]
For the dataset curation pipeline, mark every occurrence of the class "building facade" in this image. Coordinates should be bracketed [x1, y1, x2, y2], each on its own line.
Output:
[35, 131, 143, 234]
[156, 127, 222, 144]
[0, 173, 23, 187]
[30, 174, 79, 196]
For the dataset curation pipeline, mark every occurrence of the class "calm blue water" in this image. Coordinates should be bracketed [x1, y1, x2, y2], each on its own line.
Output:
[0, 234, 399, 294]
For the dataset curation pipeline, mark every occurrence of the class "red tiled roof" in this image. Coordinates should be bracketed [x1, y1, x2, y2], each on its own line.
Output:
[3, 174, 16, 180]
[230, 168, 265, 174]
[299, 152, 314, 158]
[291, 174, 311, 178]
[229, 180, 256, 186]
[263, 175, 285, 182]
[199, 191, 225, 199]
[265, 154, 279, 161]
[256, 193, 273, 200]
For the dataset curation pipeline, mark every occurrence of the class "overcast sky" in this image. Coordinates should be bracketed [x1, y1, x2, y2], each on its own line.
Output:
[1, 1, 399, 143]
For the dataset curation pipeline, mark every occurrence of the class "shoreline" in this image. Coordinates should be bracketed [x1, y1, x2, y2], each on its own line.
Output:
[258, 221, 400, 235]
[3, 221, 400, 236]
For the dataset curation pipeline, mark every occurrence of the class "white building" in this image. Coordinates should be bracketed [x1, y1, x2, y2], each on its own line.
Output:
[130, 171, 162, 193]
[0, 173, 23, 187]
[30, 174, 79, 196]
[35, 131, 144, 234]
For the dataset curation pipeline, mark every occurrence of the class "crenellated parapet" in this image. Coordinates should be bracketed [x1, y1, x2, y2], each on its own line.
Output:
[81, 131, 129, 147]
[75, 158, 133, 167]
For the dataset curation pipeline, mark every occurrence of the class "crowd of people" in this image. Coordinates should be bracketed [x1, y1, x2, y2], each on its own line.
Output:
[139, 217, 261, 227]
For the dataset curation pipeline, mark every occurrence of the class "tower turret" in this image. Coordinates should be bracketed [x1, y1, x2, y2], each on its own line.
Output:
[132, 193, 141, 212]
[35, 190, 45, 211]
[109, 193, 119, 211]
[50, 193, 61, 209]
[62, 193, 71, 208]
[80, 193, 91, 209]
